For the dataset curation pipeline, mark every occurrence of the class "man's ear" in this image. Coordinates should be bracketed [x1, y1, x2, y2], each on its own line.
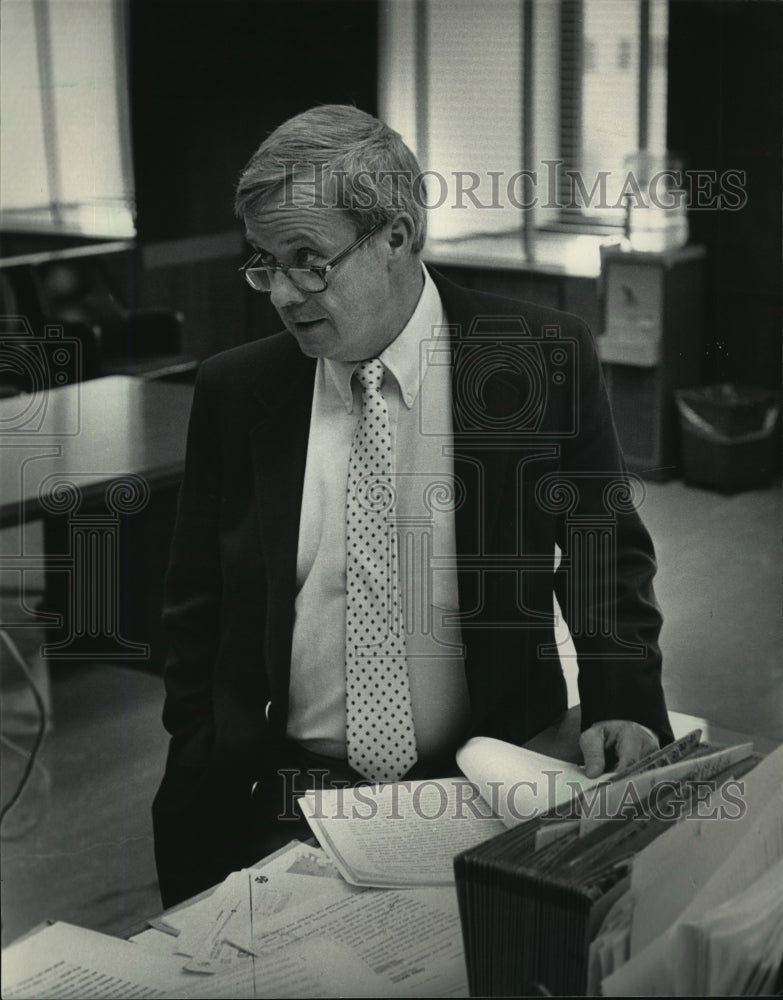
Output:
[386, 214, 416, 257]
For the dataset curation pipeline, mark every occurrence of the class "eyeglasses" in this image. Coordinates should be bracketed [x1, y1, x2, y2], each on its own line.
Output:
[239, 221, 386, 294]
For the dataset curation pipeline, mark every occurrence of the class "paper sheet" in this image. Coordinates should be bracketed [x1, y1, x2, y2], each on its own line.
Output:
[602, 746, 783, 996]
[3, 841, 466, 1000]
[456, 736, 608, 827]
[578, 741, 754, 837]
[628, 742, 783, 955]
[128, 928, 187, 956]
[229, 881, 468, 997]
[176, 937, 417, 999]
[673, 856, 783, 996]
[150, 840, 309, 941]
[2, 922, 191, 999]
[587, 889, 635, 993]
[166, 841, 467, 997]
[148, 892, 214, 937]
[185, 854, 365, 973]
[178, 843, 358, 972]
[300, 779, 505, 886]
[180, 872, 256, 973]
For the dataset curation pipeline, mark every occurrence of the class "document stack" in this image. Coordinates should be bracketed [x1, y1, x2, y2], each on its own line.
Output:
[454, 734, 783, 997]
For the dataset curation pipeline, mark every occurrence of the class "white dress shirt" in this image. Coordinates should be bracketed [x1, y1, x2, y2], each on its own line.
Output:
[287, 266, 470, 761]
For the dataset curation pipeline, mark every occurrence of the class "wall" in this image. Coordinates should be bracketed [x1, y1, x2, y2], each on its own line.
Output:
[122, 0, 781, 385]
[667, 0, 782, 391]
[125, 0, 378, 357]
[130, 0, 378, 241]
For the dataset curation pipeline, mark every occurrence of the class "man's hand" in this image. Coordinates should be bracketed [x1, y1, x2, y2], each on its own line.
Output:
[579, 720, 659, 778]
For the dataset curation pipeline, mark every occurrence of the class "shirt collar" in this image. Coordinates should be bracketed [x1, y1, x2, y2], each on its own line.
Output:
[325, 265, 446, 413]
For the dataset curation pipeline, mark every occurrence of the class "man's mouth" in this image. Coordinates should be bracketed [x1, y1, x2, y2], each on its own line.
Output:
[290, 317, 326, 331]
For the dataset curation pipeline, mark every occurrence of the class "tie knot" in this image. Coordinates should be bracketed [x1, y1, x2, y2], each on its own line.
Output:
[354, 358, 384, 394]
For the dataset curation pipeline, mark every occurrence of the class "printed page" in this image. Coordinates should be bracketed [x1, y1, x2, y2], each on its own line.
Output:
[300, 779, 505, 886]
[185, 850, 364, 972]
[1, 922, 193, 999]
[177, 937, 418, 999]
[228, 881, 468, 997]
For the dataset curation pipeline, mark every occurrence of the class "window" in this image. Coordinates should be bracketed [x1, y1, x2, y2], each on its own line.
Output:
[0, 0, 135, 238]
[561, 0, 669, 226]
[379, 0, 668, 242]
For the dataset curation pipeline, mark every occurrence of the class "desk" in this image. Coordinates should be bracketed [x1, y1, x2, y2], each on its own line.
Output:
[4, 709, 777, 997]
[1, 375, 194, 665]
[0, 374, 193, 525]
[125, 708, 778, 998]
[140, 707, 777, 936]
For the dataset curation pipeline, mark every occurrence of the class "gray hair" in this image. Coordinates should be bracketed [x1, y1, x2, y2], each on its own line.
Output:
[234, 105, 426, 253]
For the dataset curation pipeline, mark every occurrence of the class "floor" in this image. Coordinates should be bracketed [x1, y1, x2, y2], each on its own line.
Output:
[1, 479, 781, 949]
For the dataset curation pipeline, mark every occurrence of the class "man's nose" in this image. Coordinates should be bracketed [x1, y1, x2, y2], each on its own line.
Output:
[269, 269, 307, 312]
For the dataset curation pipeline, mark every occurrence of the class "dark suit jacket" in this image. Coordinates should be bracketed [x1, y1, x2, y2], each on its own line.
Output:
[152, 268, 672, 905]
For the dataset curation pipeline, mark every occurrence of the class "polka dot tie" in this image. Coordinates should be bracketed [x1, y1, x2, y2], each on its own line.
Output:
[345, 359, 417, 783]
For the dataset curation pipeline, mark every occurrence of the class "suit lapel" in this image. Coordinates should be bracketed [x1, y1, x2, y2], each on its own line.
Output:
[430, 270, 538, 728]
[430, 269, 526, 564]
[249, 344, 316, 724]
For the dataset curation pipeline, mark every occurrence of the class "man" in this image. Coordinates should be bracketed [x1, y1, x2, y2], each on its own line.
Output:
[153, 105, 672, 907]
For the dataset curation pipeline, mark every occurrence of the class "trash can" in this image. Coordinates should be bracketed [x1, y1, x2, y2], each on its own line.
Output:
[675, 384, 780, 493]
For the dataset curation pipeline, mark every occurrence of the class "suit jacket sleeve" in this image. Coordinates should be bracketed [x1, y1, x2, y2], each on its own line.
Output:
[160, 363, 222, 755]
[555, 317, 673, 745]
[152, 363, 254, 906]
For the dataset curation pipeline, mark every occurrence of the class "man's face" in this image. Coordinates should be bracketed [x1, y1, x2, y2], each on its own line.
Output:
[244, 203, 398, 362]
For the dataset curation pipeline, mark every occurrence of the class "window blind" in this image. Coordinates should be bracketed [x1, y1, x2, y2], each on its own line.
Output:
[379, 0, 668, 239]
[559, 0, 668, 224]
[421, 0, 525, 240]
[0, 0, 136, 238]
